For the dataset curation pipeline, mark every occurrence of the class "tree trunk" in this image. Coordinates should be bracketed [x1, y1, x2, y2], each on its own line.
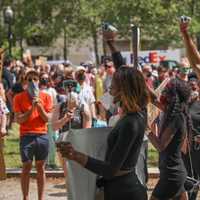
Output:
[19, 37, 24, 60]
[102, 38, 107, 60]
[92, 29, 100, 65]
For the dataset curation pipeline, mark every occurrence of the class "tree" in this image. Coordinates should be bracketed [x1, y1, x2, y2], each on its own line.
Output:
[1, 0, 200, 62]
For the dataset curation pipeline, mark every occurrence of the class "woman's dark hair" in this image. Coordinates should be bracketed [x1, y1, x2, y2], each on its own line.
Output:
[16, 69, 26, 83]
[161, 78, 193, 137]
[25, 70, 39, 80]
[112, 66, 149, 113]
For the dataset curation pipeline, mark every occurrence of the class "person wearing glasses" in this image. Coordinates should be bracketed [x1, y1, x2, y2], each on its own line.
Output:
[13, 70, 53, 200]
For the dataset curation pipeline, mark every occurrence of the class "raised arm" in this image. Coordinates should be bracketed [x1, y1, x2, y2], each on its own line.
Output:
[103, 31, 124, 70]
[180, 22, 200, 79]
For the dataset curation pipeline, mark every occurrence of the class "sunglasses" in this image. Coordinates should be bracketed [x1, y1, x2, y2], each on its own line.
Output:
[28, 77, 39, 82]
[105, 65, 112, 69]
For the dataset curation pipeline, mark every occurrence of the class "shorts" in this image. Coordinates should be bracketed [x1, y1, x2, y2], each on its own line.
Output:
[20, 134, 49, 163]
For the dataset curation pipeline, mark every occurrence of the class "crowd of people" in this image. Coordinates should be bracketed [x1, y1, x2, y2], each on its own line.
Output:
[1, 19, 200, 200]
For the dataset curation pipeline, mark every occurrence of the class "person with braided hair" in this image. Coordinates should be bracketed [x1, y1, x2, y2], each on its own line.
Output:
[148, 78, 191, 200]
[182, 75, 200, 200]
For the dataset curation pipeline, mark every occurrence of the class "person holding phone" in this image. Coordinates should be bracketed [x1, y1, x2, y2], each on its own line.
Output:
[13, 70, 53, 200]
[180, 16, 200, 79]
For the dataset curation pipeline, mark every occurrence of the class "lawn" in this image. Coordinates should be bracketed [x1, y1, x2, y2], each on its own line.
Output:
[4, 123, 21, 168]
[3, 123, 159, 168]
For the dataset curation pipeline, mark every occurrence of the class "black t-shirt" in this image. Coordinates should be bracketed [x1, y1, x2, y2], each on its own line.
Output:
[12, 83, 24, 95]
[85, 111, 147, 180]
[159, 114, 186, 174]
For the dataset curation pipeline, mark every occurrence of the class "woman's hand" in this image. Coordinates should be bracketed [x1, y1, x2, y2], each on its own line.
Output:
[57, 142, 77, 160]
[63, 112, 74, 123]
[194, 135, 200, 144]
[0, 132, 7, 138]
[180, 21, 189, 34]
[67, 98, 77, 112]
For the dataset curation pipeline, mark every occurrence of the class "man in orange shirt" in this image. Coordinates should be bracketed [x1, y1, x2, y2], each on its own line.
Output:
[13, 70, 53, 200]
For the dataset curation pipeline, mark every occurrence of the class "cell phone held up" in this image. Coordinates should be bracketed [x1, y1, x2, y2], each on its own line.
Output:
[63, 80, 77, 89]
[102, 22, 118, 32]
[179, 16, 191, 23]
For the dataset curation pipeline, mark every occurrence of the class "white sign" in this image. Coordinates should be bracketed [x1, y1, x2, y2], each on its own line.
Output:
[122, 49, 181, 65]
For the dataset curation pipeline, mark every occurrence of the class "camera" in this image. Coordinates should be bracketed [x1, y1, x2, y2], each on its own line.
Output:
[102, 22, 118, 32]
[63, 80, 77, 89]
[180, 16, 191, 23]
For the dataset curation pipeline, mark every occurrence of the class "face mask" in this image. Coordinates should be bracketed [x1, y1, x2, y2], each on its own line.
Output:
[28, 81, 39, 98]
[147, 72, 152, 78]
[191, 91, 199, 100]
[40, 78, 49, 86]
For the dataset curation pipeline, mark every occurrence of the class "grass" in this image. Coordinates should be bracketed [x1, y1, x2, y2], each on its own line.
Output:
[4, 123, 21, 168]
[148, 144, 158, 167]
[3, 123, 159, 168]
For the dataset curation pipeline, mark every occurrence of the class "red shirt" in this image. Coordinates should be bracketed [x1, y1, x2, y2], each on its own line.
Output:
[13, 91, 53, 136]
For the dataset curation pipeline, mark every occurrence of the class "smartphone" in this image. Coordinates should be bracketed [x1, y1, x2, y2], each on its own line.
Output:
[180, 16, 191, 23]
[102, 22, 118, 32]
[63, 80, 77, 88]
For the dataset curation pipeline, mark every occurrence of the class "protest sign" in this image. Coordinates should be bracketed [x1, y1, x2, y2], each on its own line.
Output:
[147, 78, 170, 126]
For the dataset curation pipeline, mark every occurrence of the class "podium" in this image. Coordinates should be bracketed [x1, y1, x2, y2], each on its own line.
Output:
[57, 127, 111, 200]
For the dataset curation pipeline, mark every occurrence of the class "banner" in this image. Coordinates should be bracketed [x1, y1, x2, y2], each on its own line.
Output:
[121, 49, 181, 65]
[147, 78, 170, 126]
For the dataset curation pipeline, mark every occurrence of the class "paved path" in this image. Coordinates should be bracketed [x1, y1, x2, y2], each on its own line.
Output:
[0, 178, 67, 200]
[1, 177, 199, 200]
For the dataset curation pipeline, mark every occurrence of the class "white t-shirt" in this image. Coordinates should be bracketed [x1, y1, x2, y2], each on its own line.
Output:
[78, 83, 95, 107]
[41, 87, 57, 105]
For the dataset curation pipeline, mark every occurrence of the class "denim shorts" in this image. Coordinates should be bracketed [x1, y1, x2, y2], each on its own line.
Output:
[20, 134, 49, 163]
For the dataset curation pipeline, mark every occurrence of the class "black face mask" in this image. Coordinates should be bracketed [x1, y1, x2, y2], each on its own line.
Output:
[40, 78, 49, 85]
[77, 73, 86, 81]
[146, 72, 152, 78]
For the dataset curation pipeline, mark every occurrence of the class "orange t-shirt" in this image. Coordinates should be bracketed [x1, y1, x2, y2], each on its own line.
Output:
[13, 91, 53, 136]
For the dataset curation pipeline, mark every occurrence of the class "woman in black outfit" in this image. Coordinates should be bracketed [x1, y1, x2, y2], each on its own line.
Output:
[148, 78, 190, 200]
[58, 66, 149, 200]
[182, 76, 200, 200]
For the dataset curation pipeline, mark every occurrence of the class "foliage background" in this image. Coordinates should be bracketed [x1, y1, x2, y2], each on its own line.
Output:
[0, 1, 200, 61]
